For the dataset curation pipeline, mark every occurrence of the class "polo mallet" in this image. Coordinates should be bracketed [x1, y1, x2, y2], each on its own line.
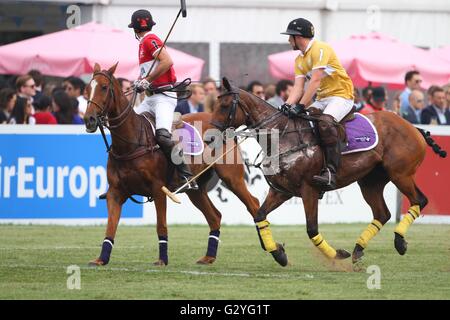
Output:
[162, 137, 248, 204]
[143, 0, 188, 81]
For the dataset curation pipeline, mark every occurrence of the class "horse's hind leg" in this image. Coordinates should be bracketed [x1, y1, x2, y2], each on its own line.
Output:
[186, 189, 222, 264]
[89, 187, 126, 266]
[390, 175, 428, 255]
[353, 167, 391, 265]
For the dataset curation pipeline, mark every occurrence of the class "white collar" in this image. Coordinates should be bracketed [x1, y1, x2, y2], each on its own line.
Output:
[138, 31, 153, 43]
[298, 39, 315, 57]
[188, 100, 199, 111]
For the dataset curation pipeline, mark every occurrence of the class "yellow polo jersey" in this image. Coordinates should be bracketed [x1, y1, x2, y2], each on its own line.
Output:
[294, 40, 354, 100]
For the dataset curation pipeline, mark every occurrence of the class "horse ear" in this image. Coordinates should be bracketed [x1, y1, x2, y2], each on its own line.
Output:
[107, 61, 119, 75]
[94, 63, 101, 73]
[222, 77, 232, 92]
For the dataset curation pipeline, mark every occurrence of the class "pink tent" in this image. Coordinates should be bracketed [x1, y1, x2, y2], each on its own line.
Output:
[268, 33, 450, 88]
[0, 22, 205, 81]
[430, 46, 450, 64]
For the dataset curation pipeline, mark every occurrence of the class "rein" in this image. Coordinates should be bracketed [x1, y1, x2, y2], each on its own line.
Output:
[88, 71, 157, 160]
[213, 89, 318, 137]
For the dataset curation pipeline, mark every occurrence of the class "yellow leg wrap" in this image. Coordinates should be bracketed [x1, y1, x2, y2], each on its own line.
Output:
[311, 233, 337, 259]
[356, 219, 383, 249]
[395, 205, 420, 237]
[255, 220, 277, 252]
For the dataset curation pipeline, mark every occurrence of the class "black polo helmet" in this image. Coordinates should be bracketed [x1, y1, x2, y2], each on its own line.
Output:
[281, 18, 315, 38]
[128, 9, 156, 31]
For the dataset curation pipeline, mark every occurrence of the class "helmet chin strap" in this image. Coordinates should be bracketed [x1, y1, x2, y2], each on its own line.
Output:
[292, 36, 300, 51]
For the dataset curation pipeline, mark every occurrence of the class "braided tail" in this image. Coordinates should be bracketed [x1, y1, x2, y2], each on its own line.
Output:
[417, 127, 447, 158]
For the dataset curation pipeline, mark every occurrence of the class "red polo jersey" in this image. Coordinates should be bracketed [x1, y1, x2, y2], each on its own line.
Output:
[138, 32, 176, 87]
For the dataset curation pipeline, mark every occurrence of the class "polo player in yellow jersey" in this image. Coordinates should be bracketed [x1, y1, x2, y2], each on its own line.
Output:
[280, 18, 354, 191]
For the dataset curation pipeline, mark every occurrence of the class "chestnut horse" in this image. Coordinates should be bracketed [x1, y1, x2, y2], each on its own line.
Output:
[211, 77, 446, 267]
[84, 64, 259, 266]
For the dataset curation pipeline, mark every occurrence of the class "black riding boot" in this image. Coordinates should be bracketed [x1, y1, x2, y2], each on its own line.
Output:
[312, 142, 341, 190]
[312, 115, 341, 191]
[155, 128, 198, 191]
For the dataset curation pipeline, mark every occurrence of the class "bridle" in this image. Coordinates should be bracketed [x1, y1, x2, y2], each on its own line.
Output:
[211, 89, 288, 133]
[87, 71, 136, 130]
[87, 71, 141, 154]
[211, 90, 252, 131]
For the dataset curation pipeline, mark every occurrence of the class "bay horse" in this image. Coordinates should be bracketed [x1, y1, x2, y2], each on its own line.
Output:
[84, 63, 260, 266]
[210, 77, 446, 267]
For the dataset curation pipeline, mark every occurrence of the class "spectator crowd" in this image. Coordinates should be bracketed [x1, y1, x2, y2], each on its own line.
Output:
[1, 69, 449, 126]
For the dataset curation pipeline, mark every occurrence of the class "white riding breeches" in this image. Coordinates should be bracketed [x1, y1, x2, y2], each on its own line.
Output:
[134, 92, 177, 132]
[309, 96, 354, 122]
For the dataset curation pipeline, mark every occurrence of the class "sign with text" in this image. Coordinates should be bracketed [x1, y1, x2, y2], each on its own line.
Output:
[0, 127, 142, 220]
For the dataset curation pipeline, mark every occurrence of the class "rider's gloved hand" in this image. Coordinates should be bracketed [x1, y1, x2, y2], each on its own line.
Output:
[279, 103, 292, 115]
[133, 79, 151, 92]
[289, 103, 306, 117]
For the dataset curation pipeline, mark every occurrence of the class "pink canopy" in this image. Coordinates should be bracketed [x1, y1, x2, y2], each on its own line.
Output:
[0, 22, 205, 81]
[430, 46, 450, 64]
[268, 33, 450, 89]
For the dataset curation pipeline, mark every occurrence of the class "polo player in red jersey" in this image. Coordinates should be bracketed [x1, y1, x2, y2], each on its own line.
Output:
[129, 9, 197, 190]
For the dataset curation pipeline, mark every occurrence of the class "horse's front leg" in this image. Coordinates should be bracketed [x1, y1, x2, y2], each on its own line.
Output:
[254, 187, 291, 267]
[89, 187, 126, 266]
[153, 191, 169, 266]
[301, 183, 350, 260]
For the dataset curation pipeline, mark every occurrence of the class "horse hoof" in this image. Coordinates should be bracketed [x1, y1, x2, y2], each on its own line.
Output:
[335, 249, 351, 260]
[196, 256, 216, 265]
[352, 244, 365, 264]
[88, 258, 105, 267]
[394, 232, 408, 255]
[271, 243, 288, 267]
[153, 259, 167, 266]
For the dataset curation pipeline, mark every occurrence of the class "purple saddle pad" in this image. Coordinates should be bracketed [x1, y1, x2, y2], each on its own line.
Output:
[342, 113, 378, 154]
[172, 122, 204, 156]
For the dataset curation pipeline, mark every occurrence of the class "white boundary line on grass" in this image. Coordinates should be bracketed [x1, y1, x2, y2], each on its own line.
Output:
[0, 263, 315, 280]
[0, 246, 145, 250]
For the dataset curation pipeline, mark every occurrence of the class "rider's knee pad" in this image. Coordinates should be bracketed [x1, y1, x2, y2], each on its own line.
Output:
[317, 115, 339, 145]
[155, 128, 174, 149]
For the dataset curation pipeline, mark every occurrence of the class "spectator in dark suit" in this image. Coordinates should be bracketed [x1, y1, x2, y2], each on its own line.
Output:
[421, 86, 450, 125]
[401, 90, 424, 124]
[175, 83, 205, 115]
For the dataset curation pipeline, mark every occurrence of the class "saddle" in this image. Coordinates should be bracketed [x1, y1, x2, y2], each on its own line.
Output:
[305, 106, 378, 155]
[306, 105, 356, 144]
[140, 111, 204, 156]
[140, 111, 184, 132]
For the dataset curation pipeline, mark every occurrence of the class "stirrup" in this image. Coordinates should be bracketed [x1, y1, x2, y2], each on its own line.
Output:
[180, 176, 199, 192]
[312, 168, 336, 191]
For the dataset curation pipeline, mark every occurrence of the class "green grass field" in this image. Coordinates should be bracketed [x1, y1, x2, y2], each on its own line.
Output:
[0, 223, 449, 299]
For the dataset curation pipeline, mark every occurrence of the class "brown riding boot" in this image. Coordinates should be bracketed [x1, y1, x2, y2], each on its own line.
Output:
[312, 115, 341, 191]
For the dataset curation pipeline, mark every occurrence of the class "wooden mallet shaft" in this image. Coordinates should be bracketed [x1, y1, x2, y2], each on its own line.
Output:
[161, 137, 248, 203]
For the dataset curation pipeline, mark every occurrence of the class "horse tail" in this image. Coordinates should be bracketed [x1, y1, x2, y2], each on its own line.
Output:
[416, 127, 447, 158]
